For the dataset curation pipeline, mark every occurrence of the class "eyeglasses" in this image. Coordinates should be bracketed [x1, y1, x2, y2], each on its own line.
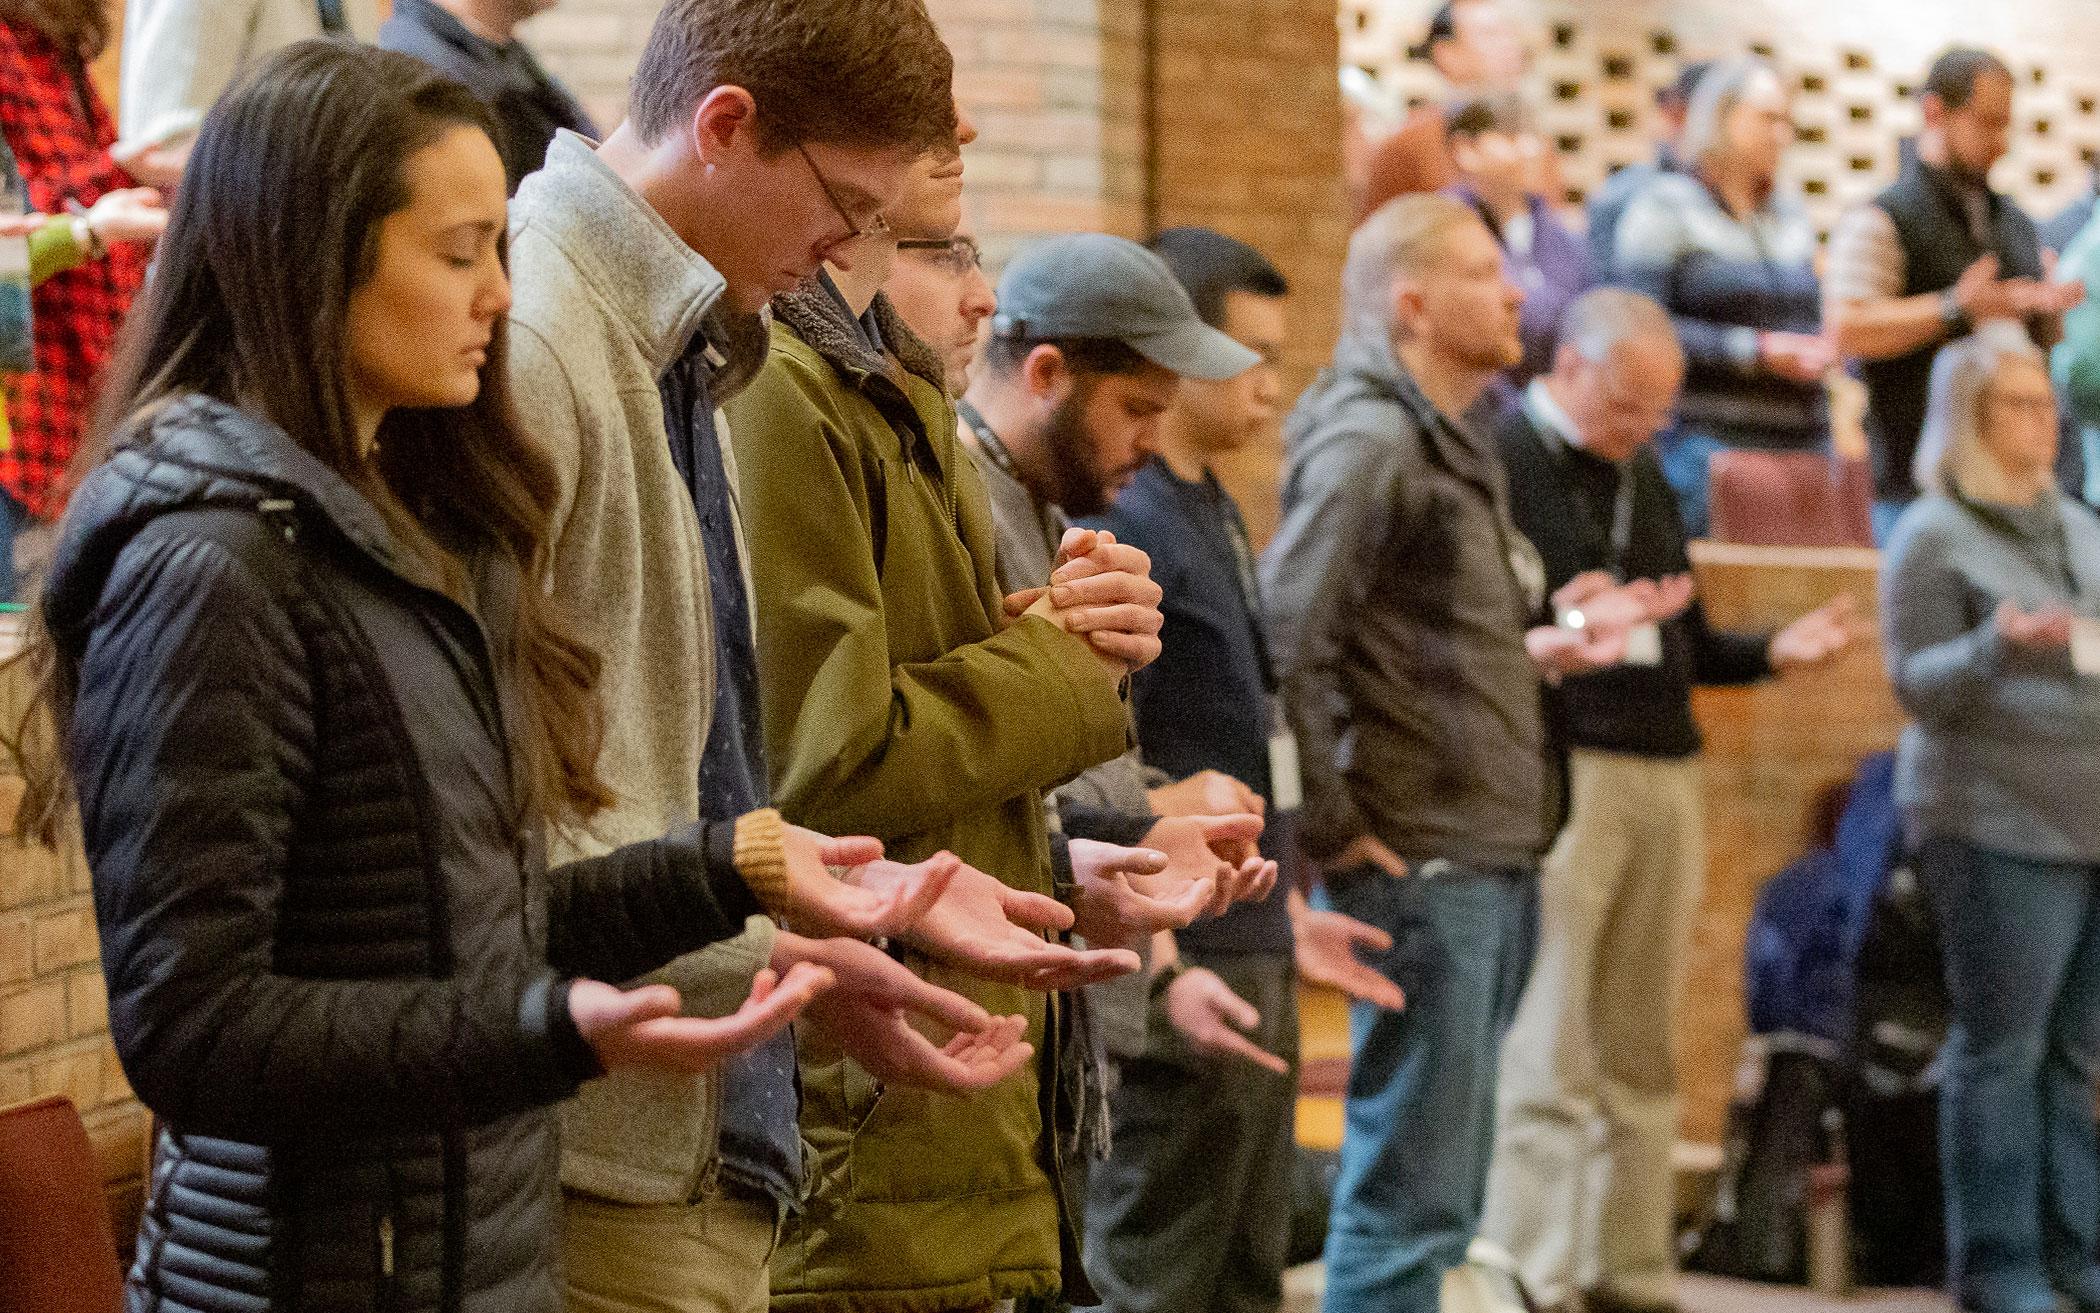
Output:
[896, 235, 983, 275]
[797, 143, 890, 246]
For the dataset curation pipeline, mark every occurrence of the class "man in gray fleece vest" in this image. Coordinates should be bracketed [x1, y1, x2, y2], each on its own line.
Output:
[1262, 194, 1657, 1313]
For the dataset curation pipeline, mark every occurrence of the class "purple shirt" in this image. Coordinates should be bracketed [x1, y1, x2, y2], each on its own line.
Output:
[1448, 184, 1595, 385]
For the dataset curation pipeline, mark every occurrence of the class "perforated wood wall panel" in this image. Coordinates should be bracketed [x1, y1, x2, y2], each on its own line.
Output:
[1341, 0, 2100, 238]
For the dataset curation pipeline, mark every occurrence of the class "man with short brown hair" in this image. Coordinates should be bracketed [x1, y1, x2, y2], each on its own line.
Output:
[1825, 47, 2080, 540]
[505, 3, 983, 1311]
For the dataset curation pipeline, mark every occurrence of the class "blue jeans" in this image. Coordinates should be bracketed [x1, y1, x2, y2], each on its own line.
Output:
[1872, 498, 1910, 548]
[1923, 837, 2100, 1313]
[1319, 861, 1541, 1313]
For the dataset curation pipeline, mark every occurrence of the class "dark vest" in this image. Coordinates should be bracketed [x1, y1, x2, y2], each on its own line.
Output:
[1863, 160, 2042, 501]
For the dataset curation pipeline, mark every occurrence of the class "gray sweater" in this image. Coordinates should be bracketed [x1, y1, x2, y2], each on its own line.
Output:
[508, 132, 779, 1206]
[1882, 492, 2100, 862]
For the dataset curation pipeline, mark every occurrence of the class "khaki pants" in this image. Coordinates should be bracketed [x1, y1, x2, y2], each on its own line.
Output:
[1483, 750, 1705, 1308]
[561, 1188, 780, 1313]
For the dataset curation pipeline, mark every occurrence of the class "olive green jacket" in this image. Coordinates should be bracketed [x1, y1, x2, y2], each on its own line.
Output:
[729, 281, 1128, 1312]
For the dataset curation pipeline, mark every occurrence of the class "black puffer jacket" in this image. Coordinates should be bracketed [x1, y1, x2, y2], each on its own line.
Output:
[44, 395, 765, 1313]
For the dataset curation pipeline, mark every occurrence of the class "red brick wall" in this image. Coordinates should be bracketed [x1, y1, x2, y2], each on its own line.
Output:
[530, 0, 1352, 543]
[926, 0, 1350, 541]
[1144, 0, 1349, 541]
[0, 644, 151, 1249]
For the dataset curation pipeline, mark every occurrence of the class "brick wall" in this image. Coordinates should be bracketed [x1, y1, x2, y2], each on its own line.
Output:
[526, 0, 1350, 543]
[1146, 0, 1349, 540]
[923, 0, 1350, 539]
[0, 628, 151, 1248]
[1679, 545, 1904, 1146]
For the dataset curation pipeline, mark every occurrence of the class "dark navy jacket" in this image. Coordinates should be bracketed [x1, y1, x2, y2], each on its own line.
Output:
[1087, 458, 1291, 955]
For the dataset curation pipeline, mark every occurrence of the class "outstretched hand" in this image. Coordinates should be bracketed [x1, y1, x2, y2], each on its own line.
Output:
[1148, 769, 1265, 821]
[1140, 812, 1277, 917]
[1164, 967, 1290, 1074]
[1526, 622, 1628, 681]
[1066, 839, 1210, 947]
[780, 825, 954, 939]
[777, 932, 1034, 1092]
[570, 964, 835, 1074]
[1290, 891, 1406, 1011]
[1997, 599, 2076, 649]
[856, 854, 1141, 990]
[1769, 594, 1866, 670]
[84, 187, 169, 246]
[1553, 570, 1694, 631]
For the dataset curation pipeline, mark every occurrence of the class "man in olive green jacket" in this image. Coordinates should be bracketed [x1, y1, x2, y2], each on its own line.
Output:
[730, 275, 1113, 1311]
[729, 140, 1178, 1307]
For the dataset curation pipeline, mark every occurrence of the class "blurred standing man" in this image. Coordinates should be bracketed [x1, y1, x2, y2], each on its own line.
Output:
[1481, 289, 1861, 1313]
[1444, 95, 1591, 387]
[1263, 194, 1644, 1313]
[379, 0, 598, 192]
[1825, 47, 2081, 542]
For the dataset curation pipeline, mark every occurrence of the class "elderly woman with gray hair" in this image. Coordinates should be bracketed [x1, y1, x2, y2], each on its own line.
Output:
[1883, 325, 2100, 1313]
[1612, 57, 1833, 536]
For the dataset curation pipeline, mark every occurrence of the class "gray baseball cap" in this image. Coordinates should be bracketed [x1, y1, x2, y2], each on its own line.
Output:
[990, 233, 1261, 382]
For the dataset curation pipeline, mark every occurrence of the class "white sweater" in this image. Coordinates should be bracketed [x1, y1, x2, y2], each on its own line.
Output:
[118, 0, 380, 149]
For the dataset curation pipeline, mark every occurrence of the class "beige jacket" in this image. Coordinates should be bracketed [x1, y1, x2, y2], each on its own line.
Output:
[507, 131, 777, 1204]
[118, 0, 381, 150]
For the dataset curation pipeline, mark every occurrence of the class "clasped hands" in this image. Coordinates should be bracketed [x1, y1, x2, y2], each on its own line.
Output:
[1006, 526, 1164, 677]
[1954, 253, 2085, 327]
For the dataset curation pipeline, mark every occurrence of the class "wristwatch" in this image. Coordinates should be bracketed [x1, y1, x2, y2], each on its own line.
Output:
[1940, 288, 1973, 339]
[66, 216, 105, 260]
[63, 200, 105, 260]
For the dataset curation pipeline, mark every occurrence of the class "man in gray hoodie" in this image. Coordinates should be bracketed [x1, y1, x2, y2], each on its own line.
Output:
[1262, 193, 1641, 1313]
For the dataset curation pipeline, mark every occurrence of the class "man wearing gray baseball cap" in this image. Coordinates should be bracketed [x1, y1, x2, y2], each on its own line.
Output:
[961, 233, 1259, 580]
[959, 237, 1284, 1253]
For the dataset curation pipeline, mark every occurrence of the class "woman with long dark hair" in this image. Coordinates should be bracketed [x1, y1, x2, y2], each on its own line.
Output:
[15, 42, 896, 1312]
[0, 0, 158, 597]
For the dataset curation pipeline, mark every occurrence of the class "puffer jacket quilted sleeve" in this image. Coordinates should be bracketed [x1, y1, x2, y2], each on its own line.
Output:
[74, 522, 602, 1142]
[544, 821, 761, 986]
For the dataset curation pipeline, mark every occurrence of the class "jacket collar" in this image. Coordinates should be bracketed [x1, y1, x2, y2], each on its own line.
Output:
[511, 132, 728, 379]
[769, 274, 948, 394]
[392, 0, 506, 60]
[46, 394, 456, 639]
[1329, 327, 1506, 500]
